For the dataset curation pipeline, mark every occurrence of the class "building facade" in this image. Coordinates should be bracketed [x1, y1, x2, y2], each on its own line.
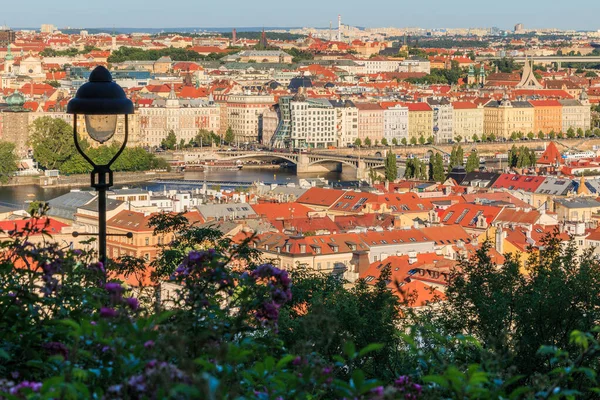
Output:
[405, 103, 433, 143]
[382, 104, 409, 144]
[355, 103, 384, 144]
[483, 98, 534, 139]
[427, 98, 453, 143]
[452, 102, 484, 141]
[559, 98, 591, 133]
[226, 94, 275, 144]
[529, 100, 563, 134]
[137, 89, 220, 147]
[289, 98, 337, 148]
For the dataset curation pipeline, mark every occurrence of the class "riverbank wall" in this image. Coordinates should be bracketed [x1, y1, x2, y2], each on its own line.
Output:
[1, 171, 185, 189]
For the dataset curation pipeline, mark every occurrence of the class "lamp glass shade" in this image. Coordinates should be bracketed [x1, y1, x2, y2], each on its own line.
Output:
[85, 114, 118, 144]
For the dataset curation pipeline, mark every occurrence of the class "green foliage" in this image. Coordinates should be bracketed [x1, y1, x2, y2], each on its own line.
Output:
[107, 46, 210, 63]
[0, 141, 18, 183]
[384, 151, 398, 182]
[527, 131, 535, 140]
[493, 57, 519, 73]
[60, 144, 169, 174]
[381, 138, 388, 146]
[507, 145, 536, 168]
[406, 68, 463, 85]
[437, 238, 600, 379]
[286, 47, 314, 63]
[2, 213, 600, 398]
[418, 135, 426, 145]
[429, 152, 445, 182]
[354, 138, 362, 147]
[454, 135, 463, 143]
[161, 130, 178, 150]
[364, 137, 372, 147]
[224, 126, 235, 145]
[449, 145, 464, 169]
[222, 31, 306, 41]
[28, 117, 78, 171]
[410, 137, 417, 145]
[29, 117, 166, 174]
[405, 157, 427, 180]
[391, 138, 398, 146]
[465, 151, 479, 173]
[194, 129, 220, 147]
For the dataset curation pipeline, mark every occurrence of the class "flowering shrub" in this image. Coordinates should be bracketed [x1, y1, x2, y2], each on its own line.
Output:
[0, 213, 599, 399]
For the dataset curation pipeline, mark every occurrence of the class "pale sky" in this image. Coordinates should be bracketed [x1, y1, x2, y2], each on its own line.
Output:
[4, 0, 600, 31]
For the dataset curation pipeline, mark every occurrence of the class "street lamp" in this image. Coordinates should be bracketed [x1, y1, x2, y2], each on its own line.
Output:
[67, 66, 134, 264]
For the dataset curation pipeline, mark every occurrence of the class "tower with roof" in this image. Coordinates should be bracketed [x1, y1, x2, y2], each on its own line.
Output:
[479, 62, 486, 86]
[3, 43, 14, 73]
[467, 64, 476, 85]
[259, 28, 268, 49]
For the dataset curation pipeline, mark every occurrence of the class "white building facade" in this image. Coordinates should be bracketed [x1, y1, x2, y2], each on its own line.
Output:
[382, 104, 409, 144]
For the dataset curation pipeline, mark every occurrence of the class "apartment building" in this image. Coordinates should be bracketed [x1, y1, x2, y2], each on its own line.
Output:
[355, 103, 384, 144]
[452, 101, 484, 141]
[226, 94, 275, 143]
[483, 98, 534, 139]
[530, 100, 563, 134]
[381, 103, 409, 144]
[137, 88, 220, 147]
[427, 98, 453, 143]
[289, 98, 337, 148]
[405, 102, 433, 143]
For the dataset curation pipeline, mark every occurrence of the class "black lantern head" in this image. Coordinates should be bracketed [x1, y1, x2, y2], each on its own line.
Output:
[67, 66, 134, 144]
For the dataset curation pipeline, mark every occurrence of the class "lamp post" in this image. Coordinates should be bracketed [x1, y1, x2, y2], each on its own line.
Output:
[67, 66, 134, 264]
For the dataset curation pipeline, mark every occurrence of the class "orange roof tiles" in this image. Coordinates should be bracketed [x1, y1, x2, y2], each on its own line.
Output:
[296, 188, 345, 207]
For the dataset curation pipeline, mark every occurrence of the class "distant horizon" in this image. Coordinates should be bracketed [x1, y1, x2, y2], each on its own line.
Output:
[3, 0, 600, 32]
[9, 25, 600, 35]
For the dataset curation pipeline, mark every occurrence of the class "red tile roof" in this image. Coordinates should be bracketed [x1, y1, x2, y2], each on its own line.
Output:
[296, 188, 345, 207]
[438, 203, 503, 228]
[251, 202, 313, 220]
[0, 218, 67, 235]
[528, 99, 562, 107]
[491, 174, 546, 193]
[403, 102, 432, 112]
[537, 142, 564, 165]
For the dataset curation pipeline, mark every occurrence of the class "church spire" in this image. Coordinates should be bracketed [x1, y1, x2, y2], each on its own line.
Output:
[516, 57, 543, 89]
[5, 43, 13, 61]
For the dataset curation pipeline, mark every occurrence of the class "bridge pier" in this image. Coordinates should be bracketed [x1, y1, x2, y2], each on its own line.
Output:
[356, 161, 367, 180]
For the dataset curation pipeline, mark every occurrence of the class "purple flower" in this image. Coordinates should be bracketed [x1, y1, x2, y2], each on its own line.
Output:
[43, 341, 69, 359]
[9, 381, 42, 394]
[370, 386, 384, 397]
[322, 367, 332, 375]
[100, 307, 118, 318]
[105, 282, 124, 294]
[144, 340, 155, 349]
[126, 297, 140, 311]
[89, 261, 105, 273]
[292, 356, 302, 366]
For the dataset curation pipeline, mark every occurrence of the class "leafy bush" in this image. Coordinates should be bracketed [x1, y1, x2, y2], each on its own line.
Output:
[0, 212, 599, 398]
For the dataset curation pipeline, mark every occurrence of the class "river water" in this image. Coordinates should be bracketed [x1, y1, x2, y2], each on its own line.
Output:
[0, 168, 352, 208]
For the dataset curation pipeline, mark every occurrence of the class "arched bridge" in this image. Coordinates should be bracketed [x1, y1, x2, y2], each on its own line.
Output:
[198, 151, 389, 179]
